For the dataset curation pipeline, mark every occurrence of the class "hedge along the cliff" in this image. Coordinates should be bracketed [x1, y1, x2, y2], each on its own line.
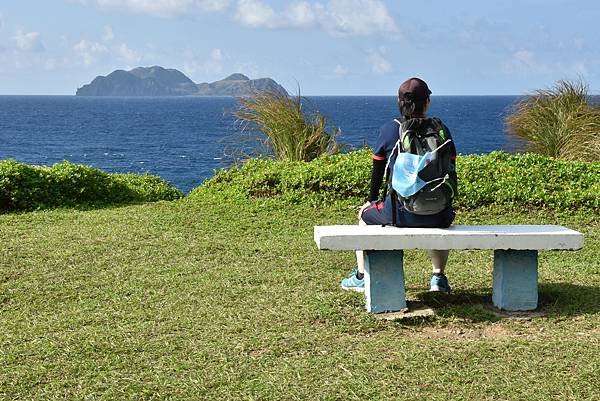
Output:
[457, 152, 598, 209]
[0, 160, 183, 212]
[191, 150, 372, 206]
[191, 150, 600, 210]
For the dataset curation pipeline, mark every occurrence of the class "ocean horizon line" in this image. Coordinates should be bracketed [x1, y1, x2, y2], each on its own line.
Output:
[0, 93, 524, 98]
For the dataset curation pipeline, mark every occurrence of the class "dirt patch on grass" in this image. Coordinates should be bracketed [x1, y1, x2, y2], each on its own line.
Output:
[414, 323, 515, 340]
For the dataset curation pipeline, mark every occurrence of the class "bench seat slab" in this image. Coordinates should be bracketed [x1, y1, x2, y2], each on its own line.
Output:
[364, 250, 406, 313]
[314, 225, 583, 251]
[492, 250, 538, 311]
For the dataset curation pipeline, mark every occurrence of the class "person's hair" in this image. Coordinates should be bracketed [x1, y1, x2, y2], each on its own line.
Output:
[399, 96, 428, 118]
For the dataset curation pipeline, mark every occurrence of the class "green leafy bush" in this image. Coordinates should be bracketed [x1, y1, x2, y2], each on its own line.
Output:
[457, 152, 598, 209]
[190, 150, 600, 210]
[190, 149, 371, 206]
[0, 160, 182, 212]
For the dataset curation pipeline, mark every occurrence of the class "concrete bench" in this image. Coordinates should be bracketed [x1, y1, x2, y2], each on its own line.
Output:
[314, 225, 584, 313]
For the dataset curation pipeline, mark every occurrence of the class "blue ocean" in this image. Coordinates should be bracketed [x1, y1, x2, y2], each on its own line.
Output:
[0, 96, 524, 193]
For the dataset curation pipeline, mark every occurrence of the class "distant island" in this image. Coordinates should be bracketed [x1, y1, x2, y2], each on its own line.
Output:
[76, 66, 288, 97]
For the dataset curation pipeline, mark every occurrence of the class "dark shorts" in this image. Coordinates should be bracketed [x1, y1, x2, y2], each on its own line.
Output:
[361, 196, 455, 228]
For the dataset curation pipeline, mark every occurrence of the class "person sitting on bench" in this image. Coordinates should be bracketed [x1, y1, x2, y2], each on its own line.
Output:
[341, 77, 458, 293]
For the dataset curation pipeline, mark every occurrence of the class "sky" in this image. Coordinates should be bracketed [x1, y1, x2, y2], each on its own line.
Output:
[1, 0, 599, 95]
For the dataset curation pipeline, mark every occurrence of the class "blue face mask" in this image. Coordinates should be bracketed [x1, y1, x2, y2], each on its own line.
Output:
[391, 151, 432, 197]
[391, 140, 451, 197]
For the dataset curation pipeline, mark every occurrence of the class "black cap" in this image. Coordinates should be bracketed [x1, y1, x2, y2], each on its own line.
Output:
[398, 77, 432, 101]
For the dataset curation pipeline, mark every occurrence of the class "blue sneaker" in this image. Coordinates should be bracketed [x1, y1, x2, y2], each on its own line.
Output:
[341, 268, 365, 292]
[430, 274, 451, 292]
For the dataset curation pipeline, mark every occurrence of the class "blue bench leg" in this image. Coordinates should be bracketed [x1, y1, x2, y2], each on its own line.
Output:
[363, 250, 406, 313]
[492, 250, 538, 311]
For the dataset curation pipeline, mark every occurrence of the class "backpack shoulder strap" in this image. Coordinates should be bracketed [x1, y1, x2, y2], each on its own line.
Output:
[385, 119, 403, 174]
[389, 119, 405, 227]
[428, 117, 448, 141]
[393, 118, 405, 152]
[394, 118, 413, 152]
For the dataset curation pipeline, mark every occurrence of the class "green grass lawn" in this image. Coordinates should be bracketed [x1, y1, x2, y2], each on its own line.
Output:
[0, 199, 598, 400]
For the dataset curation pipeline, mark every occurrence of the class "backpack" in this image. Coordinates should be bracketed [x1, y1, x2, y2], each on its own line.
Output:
[387, 117, 456, 219]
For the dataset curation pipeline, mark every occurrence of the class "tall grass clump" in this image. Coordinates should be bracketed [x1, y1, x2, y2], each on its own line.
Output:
[234, 90, 338, 162]
[505, 79, 600, 161]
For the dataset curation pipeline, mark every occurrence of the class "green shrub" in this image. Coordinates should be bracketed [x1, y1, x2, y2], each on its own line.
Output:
[0, 160, 182, 212]
[457, 152, 599, 209]
[505, 80, 600, 161]
[234, 90, 338, 162]
[190, 149, 371, 206]
[111, 173, 183, 202]
[190, 150, 600, 210]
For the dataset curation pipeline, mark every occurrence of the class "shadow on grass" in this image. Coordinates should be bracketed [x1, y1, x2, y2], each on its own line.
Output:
[0, 199, 180, 217]
[414, 290, 501, 323]
[538, 282, 600, 316]
[311, 283, 599, 329]
[65, 200, 176, 213]
[404, 282, 600, 324]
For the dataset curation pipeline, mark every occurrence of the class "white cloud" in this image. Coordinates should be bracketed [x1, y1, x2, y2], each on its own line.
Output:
[503, 49, 549, 76]
[234, 0, 397, 37]
[73, 39, 108, 65]
[325, 0, 396, 37]
[333, 64, 348, 76]
[73, 27, 144, 67]
[102, 25, 114, 41]
[284, 2, 317, 27]
[573, 38, 585, 51]
[44, 58, 58, 71]
[234, 61, 259, 77]
[513, 50, 535, 69]
[210, 48, 224, 61]
[14, 30, 45, 52]
[368, 47, 391, 74]
[118, 43, 142, 64]
[183, 47, 226, 76]
[234, 0, 277, 28]
[96, 0, 230, 17]
[503, 49, 589, 78]
[199, 0, 231, 12]
[572, 61, 588, 76]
